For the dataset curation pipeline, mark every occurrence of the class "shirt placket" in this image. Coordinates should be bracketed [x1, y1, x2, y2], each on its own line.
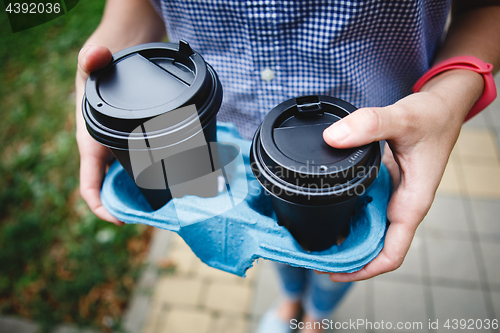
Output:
[245, 0, 282, 121]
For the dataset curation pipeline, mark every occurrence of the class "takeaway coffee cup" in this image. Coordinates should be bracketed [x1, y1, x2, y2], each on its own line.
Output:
[250, 95, 381, 251]
[82, 41, 223, 210]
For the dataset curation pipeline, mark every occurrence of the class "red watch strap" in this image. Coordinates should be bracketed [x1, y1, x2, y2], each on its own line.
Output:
[412, 55, 496, 122]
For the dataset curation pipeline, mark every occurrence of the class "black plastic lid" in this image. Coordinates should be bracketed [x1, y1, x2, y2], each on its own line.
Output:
[82, 41, 222, 149]
[250, 95, 381, 205]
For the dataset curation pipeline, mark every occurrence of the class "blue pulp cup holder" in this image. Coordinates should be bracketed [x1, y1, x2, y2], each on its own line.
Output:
[101, 123, 391, 276]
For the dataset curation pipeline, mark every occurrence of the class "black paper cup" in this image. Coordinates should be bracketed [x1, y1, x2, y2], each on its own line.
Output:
[250, 95, 381, 251]
[82, 41, 223, 210]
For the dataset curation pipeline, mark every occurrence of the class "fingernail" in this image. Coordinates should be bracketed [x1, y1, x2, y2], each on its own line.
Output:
[326, 122, 350, 142]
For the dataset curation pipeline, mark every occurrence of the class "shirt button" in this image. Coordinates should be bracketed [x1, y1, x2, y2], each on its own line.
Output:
[261, 67, 275, 82]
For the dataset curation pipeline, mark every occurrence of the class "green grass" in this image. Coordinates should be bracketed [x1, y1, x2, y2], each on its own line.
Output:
[0, 2, 153, 331]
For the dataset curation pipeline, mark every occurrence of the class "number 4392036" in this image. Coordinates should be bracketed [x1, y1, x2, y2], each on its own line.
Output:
[443, 318, 498, 330]
[5, 2, 61, 14]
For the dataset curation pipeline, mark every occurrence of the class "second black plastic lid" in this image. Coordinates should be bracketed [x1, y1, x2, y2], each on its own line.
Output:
[251, 95, 381, 205]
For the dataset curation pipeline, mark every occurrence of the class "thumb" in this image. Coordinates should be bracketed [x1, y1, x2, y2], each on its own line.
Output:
[323, 107, 401, 149]
[77, 45, 112, 76]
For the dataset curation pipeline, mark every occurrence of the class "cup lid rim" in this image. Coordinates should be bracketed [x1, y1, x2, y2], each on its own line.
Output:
[84, 41, 208, 121]
[260, 96, 375, 175]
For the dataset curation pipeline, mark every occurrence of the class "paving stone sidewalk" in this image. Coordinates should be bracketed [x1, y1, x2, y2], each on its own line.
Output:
[140, 232, 257, 333]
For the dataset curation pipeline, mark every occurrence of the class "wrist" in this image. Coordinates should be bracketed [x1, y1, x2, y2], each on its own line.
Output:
[413, 56, 496, 122]
[417, 69, 484, 121]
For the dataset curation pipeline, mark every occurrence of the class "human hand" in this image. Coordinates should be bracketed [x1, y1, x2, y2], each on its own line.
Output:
[75, 45, 123, 225]
[322, 69, 484, 282]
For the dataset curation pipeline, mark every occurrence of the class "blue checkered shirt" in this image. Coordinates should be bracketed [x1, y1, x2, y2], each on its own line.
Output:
[151, 0, 450, 139]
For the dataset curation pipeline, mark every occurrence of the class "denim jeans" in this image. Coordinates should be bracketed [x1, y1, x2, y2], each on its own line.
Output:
[275, 262, 353, 320]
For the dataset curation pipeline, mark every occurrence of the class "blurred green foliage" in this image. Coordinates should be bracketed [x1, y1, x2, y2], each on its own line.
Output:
[0, 2, 153, 331]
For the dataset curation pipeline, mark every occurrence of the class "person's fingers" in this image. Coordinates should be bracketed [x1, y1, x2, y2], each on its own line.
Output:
[329, 161, 434, 282]
[323, 107, 406, 149]
[80, 154, 123, 225]
[75, 44, 117, 224]
[77, 45, 112, 76]
[328, 218, 416, 282]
